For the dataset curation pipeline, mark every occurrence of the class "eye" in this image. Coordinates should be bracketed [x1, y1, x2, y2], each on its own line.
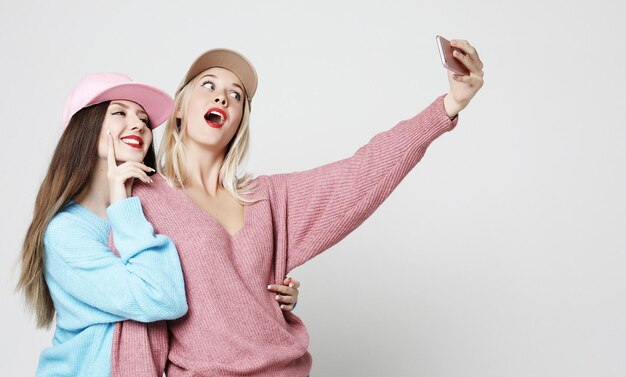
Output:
[112, 110, 126, 116]
[229, 91, 242, 102]
[201, 80, 215, 90]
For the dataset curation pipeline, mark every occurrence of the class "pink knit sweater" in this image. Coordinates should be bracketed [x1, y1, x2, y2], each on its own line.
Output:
[111, 96, 457, 376]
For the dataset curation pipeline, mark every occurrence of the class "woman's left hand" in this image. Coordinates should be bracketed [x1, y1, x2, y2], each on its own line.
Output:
[268, 277, 300, 312]
[443, 39, 485, 118]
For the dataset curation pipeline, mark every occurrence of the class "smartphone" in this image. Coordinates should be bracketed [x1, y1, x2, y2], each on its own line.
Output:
[436, 35, 470, 76]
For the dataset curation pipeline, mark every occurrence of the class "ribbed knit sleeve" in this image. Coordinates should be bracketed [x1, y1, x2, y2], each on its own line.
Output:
[266, 96, 457, 271]
[43, 197, 188, 329]
[109, 96, 458, 377]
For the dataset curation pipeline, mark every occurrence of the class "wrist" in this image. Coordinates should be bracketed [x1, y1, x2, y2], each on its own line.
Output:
[109, 185, 128, 205]
[443, 93, 463, 119]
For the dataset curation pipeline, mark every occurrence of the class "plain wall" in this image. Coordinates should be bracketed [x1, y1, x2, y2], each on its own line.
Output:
[1, 0, 625, 376]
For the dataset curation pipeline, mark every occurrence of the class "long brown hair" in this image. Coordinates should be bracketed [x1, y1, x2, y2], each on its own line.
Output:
[16, 101, 157, 328]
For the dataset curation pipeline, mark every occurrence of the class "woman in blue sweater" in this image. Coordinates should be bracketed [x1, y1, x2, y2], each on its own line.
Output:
[16, 72, 187, 376]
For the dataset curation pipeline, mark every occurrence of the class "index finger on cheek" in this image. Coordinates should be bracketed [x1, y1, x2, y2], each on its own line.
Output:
[107, 131, 118, 170]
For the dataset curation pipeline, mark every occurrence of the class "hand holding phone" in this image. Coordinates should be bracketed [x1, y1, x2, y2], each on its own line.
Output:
[436, 35, 470, 76]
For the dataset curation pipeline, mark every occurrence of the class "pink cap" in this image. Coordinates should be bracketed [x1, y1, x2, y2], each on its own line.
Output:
[62, 72, 173, 128]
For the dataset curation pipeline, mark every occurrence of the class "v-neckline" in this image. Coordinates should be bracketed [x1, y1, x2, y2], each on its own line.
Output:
[169, 181, 247, 238]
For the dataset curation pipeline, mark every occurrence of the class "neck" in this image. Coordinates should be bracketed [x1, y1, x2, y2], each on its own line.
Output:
[74, 159, 110, 218]
[185, 143, 226, 196]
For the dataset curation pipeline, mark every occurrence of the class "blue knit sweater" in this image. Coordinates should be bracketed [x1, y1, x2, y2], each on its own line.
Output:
[36, 197, 187, 376]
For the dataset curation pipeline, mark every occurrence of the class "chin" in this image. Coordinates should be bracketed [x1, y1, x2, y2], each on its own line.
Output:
[120, 153, 146, 164]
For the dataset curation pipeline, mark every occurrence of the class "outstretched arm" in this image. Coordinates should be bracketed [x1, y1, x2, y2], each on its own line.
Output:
[265, 40, 484, 272]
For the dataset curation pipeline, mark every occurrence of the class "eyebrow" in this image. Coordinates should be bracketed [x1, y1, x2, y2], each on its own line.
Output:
[202, 74, 244, 92]
[110, 101, 148, 116]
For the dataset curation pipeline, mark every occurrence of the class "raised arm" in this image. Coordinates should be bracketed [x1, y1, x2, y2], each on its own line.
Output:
[269, 95, 456, 272]
[275, 39, 484, 272]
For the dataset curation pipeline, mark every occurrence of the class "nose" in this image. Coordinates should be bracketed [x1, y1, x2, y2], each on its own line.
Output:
[214, 94, 227, 106]
[129, 117, 147, 133]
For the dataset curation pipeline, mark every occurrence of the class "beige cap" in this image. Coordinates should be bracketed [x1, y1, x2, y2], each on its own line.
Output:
[178, 48, 258, 101]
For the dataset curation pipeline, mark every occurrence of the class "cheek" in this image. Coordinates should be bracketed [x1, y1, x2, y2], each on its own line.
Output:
[186, 97, 204, 120]
[231, 115, 244, 136]
[184, 114, 207, 138]
[229, 107, 244, 130]
[96, 132, 108, 159]
[144, 132, 154, 148]
[228, 122, 240, 141]
[232, 114, 243, 128]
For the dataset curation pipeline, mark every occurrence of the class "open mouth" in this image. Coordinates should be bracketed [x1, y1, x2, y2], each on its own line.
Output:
[120, 135, 143, 149]
[204, 108, 227, 128]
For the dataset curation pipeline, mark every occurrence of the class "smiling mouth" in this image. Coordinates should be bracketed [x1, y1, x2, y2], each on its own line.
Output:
[121, 136, 143, 149]
[204, 108, 227, 128]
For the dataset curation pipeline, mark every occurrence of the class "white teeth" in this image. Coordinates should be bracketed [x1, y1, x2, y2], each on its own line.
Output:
[210, 111, 224, 123]
[122, 139, 140, 145]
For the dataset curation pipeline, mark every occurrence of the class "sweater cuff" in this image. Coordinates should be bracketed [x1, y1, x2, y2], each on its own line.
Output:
[106, 197, 146, 226]
[106, 196, 154, 238]
[106, 197, 155, 260]
[436, 94, 459, 130]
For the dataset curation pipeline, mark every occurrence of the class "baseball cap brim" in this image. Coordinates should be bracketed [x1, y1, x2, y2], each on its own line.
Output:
[179, 48, 258, 100]
[87, 83, 173, 128]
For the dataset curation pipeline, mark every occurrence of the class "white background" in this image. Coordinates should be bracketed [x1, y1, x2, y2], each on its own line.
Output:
[1, 1, 625, 376]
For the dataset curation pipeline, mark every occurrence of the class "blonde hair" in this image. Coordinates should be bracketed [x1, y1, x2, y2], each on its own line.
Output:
[158, 75, 255, 202]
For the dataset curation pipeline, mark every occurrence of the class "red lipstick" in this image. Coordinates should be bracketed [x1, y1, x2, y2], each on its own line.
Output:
[120, 135, 144, 149]
[204, 108, 228, 128]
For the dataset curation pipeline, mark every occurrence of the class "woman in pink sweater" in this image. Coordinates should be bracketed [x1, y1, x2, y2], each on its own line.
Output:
[112, 40, 484, 376]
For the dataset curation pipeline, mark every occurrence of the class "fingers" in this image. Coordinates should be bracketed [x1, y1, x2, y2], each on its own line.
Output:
[276, 294, 297, 311]
[452, 72, 484, 88]
[268, 276, 300, 312]
[275, 293, 297, 305]
[450, 39, 484, 77]
[116, 162, 154, 183]
[128, 161, 156, 174]
[109, 161, 155, 185]
[107, 131, 118, 171]
[267, 283, 298, 296]
[283, 277, 300, 289]
[280, 304, 295, 312]
[450, 40, 479, 59]
[452, 50, 483, 76]
[267, 284, 297, 311]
